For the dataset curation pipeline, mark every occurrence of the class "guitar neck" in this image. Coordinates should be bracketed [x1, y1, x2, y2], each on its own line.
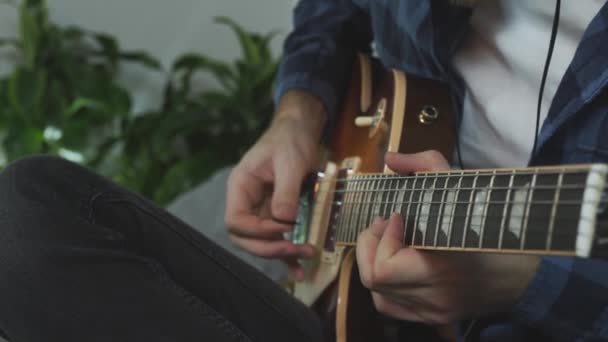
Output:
[332, 164, 608, 258]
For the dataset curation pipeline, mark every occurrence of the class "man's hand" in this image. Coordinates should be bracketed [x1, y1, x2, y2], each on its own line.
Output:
[356, 151, 541, 324]
[225, 90, 326, 279]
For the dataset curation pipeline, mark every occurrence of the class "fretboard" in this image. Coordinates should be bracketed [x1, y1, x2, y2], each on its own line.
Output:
[333, 165, 608, 257]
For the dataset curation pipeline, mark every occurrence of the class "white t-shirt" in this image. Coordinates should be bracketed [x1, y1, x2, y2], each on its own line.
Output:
[452, 0, 604, 169]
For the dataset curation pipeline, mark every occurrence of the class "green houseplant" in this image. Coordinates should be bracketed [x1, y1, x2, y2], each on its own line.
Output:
[0, 0, 280, 206]
[0, 0, 162, 168]
[112, 16, 279, 205]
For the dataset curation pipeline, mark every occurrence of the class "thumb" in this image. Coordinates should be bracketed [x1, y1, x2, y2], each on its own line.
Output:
[271, 159, 309, 222]
[385, 150, 450, 174]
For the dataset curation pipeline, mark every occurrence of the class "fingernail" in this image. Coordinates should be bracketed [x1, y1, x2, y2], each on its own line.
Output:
[372, 217, 384, 225]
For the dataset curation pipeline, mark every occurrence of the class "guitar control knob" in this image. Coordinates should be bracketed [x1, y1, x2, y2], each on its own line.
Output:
[353, 98, 387, 138]
[354, 116, 375, 127]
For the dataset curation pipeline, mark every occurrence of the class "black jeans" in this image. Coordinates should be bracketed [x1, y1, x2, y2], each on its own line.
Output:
[0, 156, 323, 342]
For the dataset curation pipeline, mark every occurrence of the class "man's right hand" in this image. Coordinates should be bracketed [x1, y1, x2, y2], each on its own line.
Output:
[225, 90, 326, 279]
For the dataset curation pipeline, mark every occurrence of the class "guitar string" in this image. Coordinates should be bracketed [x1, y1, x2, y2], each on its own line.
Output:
[315, 183, 600, 195]
[312, 169, 595, 184]
[330, 199, 604, 206]
[331, 202, 598, 241]
[333, 225, 595, 243]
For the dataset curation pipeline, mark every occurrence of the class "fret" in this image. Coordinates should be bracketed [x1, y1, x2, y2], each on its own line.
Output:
[377, 176, 388, 219]
[428, 175, 447, 247]
[412, 175, 427, 246]
[384, 176, 396, 216]
[369, 175, 378, 222]
[344, 175, 359, 243]
[361, 175, 378, 239]
[381, 177, 392, 217]
[503, 174, 533, 249]
[462, 171, 480, 248]
[404, 177, 418, 246]
[375, 176, 385, 217]
[354, 176, 365, 238]
[420, 177, 437, 247]
[552, 172, 586, 251]
[482, 172, 510, 249]
[359, 176, 372, 239]
[337, 175, 353, 243]
[546, 172, 564, 250]
[433, 179, 448, 247]
[400, 178, 413, 244]
[389, 177, 401, 216]
[520, 173, 537, 250]
[478, 173, 496, 248]
[445, 175, 463, 247]
[353, 176, 369, 241]
[525, 172, 558, 250]
[451, 173, 473, 247]
[498, 170, 515, 249]
[467, 174, 492, 248]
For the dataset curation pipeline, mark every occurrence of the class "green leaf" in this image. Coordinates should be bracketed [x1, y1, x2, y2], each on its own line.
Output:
[61, 26, 85, 41]
[172, 53, 234, 85]
[93, 33, 120, 71]
[19, 1, 41, 68]
[7, 67, 47, 118]
[215, 16, 261, 65]
[64, 97, 106, 117]
[3, 120, 44, 161]
[120, 51, 163, 70]
[254, 30, 279, 63]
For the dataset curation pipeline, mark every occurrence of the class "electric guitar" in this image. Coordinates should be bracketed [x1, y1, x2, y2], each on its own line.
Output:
[284, 54, 608, 342]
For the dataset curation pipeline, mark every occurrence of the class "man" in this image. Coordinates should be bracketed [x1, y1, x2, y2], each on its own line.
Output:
[225, 0, 608, 341]
[0, 1, 606, 342]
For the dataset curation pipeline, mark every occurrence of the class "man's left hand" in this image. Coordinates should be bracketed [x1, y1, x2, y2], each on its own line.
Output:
[356, 151, 541, 324]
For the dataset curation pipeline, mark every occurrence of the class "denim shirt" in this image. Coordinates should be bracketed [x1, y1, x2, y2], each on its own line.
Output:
[274, 1, 608, 341]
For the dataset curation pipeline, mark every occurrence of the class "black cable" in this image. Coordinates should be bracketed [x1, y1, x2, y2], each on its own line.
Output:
[531, 0, 561, 160]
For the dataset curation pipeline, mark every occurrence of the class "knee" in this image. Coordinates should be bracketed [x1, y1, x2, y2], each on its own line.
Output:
[1, 154, 76, 186]
[0, 155, 93, 210]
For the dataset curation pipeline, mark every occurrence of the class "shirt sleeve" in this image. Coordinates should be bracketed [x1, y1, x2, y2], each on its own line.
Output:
[274, 0, 373, 140]
[513, 256, 608, 341]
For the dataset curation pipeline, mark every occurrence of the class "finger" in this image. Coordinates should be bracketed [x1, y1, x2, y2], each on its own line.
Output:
[225, 169, 291, 236]
[374, 290, 461, 325]
[371, 292, 427, 323]
[385, 150, 450, 174]
[372, 247, 439, 287]
[374, 213, 405, 268]
[284, 257, 305, 281]
[372, 214, 422, 289]
[230, 234, 316, 259]
[270, 155, 310, 222]
[356, 217, 388, 289]
[227, 219, 292, 239]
